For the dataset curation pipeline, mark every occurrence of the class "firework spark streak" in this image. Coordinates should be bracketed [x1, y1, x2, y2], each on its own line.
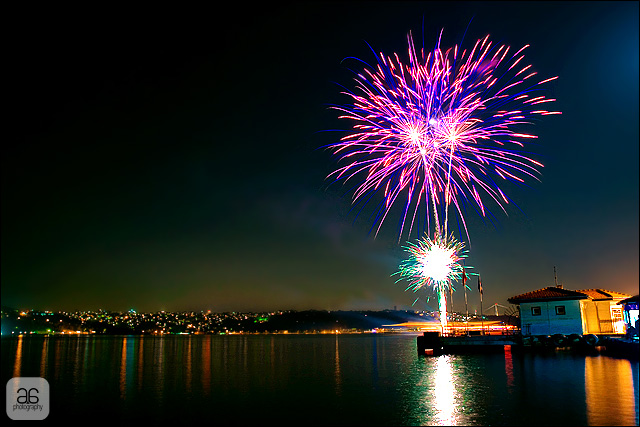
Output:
[328, 30, 560, 241]
[393, 232, 469, 330]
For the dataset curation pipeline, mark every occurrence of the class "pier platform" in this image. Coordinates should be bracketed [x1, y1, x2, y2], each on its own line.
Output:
[417, 332, 518, 355]
[416, 332, 639, 358]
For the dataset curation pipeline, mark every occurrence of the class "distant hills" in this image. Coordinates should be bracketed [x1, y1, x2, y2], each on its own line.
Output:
[1, 307, 441, 335]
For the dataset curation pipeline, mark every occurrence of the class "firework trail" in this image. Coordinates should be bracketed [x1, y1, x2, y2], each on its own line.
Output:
[328, 30, 560, 242]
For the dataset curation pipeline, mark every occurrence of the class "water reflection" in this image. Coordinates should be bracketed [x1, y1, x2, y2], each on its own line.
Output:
[334, 334, 342, 395]
[3, 334, 638, 425]
[434, 355, 457, 425]
[154, 337, 164, 402]
[13, 335, 23, 378]
[270, 336, 275, 381]
[186, 337, 192, 394]
[585, 356, 637, 426]
[81, 337, 89, 382]
[73, 336, 82, 387]
[53, 337, 63, 382]
[411, 354, 464, 425]
[40, 337, 49, 378]
[371, 336, 379, 389]
[504, 345, 514, 390]
[202, 336, 211, 397]
[117, 337, 135, 400]
[120, 337, 128, 399]
[242, 336, 248, 372]
[137, 336, 144, 393]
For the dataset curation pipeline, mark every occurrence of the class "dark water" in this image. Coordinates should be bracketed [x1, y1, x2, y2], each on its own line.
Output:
[2, 333, 638, 425]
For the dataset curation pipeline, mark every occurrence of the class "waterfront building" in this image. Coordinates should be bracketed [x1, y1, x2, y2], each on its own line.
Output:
[507, 286, 631, 336]
[618, 295, 639, 339]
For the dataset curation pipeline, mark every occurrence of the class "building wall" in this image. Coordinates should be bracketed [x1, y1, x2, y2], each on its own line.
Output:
[580, 300, 624, 334]
[519, 300, 583, 336]
[622, 302, 639, 337]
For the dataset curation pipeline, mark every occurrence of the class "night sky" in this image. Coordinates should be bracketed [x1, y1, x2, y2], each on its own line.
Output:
[3, 2, 638, 313]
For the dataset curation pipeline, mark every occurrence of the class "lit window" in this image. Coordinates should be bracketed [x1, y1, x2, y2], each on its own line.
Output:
[531, 306, 541, 316]
[555, 306, 566, 315]
[611, 308, 622, 322]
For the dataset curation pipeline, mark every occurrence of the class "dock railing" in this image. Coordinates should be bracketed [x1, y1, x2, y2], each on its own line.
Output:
[442, 321, 519, 337]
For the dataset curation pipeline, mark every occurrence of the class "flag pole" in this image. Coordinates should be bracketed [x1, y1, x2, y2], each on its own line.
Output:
[463, 267, 468, 335]
[449, 282, 454, 335]
[479, 276, 484, 335]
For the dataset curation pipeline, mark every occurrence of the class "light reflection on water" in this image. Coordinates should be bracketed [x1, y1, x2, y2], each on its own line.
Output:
[504, 345, 515, 389]
[407, 353, 485, 426]
[334, 334, 342, 396]
[434, 355, 456, 425]
[2, 334, 638, 425]
[585, 355, 637, 426]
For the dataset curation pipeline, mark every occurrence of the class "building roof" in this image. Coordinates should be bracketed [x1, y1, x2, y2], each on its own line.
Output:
[507, 287, 588, 303]
[575, 289, 632, 301]
[619, 295, 639, 305]
[508, 287, 632, 304]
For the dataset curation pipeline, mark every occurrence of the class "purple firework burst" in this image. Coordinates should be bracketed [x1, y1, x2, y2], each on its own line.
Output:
[328, 30, 560, 241]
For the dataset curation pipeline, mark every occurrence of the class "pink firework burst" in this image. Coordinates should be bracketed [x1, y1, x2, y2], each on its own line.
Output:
[328, 30, 560, 241]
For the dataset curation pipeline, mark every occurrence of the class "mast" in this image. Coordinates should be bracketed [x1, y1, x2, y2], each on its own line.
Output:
[554, 266, 562, 289]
